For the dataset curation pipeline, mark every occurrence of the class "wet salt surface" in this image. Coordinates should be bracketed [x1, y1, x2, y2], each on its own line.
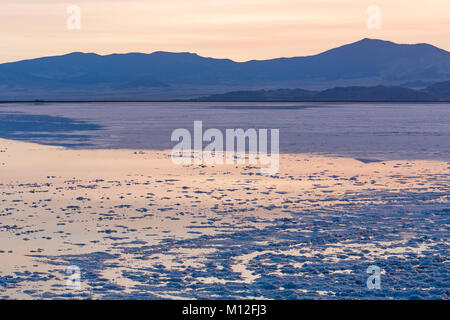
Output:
[0, 102, 449, 160]
[0, 102, 449, 300]
[0, 149, 448, 299]
[3, 198, 449, 299]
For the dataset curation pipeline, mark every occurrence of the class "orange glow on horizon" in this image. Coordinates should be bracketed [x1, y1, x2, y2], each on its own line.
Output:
[0, 0, 449, 63]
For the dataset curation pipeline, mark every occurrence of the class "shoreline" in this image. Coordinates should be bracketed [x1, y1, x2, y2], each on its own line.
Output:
[2, 138, 449, 164]
[2, 137, 450, 164]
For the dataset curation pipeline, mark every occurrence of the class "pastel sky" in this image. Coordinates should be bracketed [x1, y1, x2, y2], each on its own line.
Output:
[1, 0, 449, 63]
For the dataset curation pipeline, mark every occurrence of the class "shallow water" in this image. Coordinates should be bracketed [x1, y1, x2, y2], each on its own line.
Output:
[0, 102, 449, 160]
[1, 145, 449, 300]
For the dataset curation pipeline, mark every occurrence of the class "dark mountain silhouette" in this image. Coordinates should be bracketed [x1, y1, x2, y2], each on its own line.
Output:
[315, 86, 433, 101]
[195, 88, 318, 101]
[424, 80, 450, 99]
[0, 38, 449, 100]
[197, 82, 450, 101]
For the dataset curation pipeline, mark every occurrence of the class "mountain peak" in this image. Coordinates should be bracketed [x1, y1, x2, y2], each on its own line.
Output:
[66, 52, 99, 57]
[348, 38, 447, 53]
[151, 51, 200, 57]
[358, 38, 388, 43]
[348, 38, 397, 47]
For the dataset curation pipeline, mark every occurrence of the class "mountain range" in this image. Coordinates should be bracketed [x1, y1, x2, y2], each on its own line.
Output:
[195, 81, 450, 101]
[0, 38, 450, 100]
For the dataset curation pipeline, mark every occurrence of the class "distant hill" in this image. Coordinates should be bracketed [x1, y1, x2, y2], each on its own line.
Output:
[424, 81, 450, 99]
[195, 88, 318, 101]
[196, 82, 450, 101]
[0, 38, 449, 100]
[315, 86, 433, 101]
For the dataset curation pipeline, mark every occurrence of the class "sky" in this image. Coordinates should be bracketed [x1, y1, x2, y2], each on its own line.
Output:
[0, 0, 449, 63]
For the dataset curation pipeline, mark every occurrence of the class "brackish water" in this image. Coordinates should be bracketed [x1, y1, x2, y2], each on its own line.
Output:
[0, 102, 449, 160]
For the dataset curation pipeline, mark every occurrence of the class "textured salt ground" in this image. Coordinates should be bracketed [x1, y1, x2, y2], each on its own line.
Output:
[0, 139, 449, 299]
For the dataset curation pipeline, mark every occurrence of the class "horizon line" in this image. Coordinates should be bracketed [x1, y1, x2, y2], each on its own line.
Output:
[1, 100, 449, 104]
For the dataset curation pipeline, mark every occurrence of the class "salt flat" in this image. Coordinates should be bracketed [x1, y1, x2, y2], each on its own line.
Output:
[1, 102, 449, 160]
[0, 138, 449, 299]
